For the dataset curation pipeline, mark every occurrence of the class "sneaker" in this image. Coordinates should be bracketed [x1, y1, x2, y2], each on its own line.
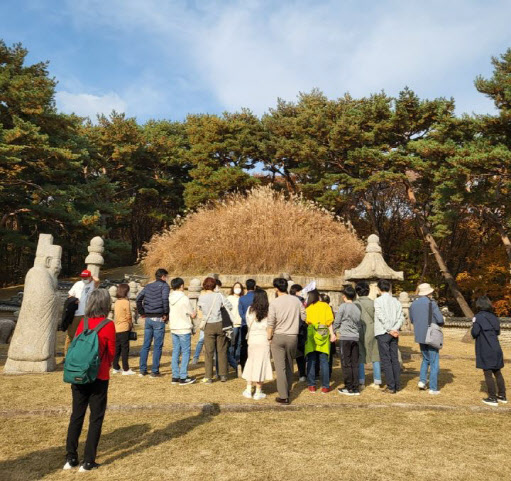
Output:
[242, 388, 253, 399]
[79, 462, 100, 472]
[351, 390, 361, 396]
[139, 371, 148, 377]
[418, 381, 427, 390]
[220, 375, 228, 382]
[149, 372, 161, 378]
[429, 390, 440, 395]
[112, 369, 121, 374]
[63, 459, 79, 470]
[369, 383, 381, 390]
[383, 388, 397, 394]
[253, 391, 267, 400]
[337, 388, 354, 396]
[482, 397, 499, 407]
[308, 386, 317, 393]
[202, 378, 213, 384]
[122, 369, 135, 376]
[321, 387, 330, 394]
[179, 377, 196, 385]
[171, 377, 180, 385]
[299, 376, 307, 382]
[497, 395, 508, 404]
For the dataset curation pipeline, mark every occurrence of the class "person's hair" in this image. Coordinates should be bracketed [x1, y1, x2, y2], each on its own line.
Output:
[355, 281, 370, 297]
[273, 277, 288, 293]
[307, 289, 321, 305]
[320, 293, 330, 304]
[230, 282, 245, 296]
[203, 277, 217, 291]
[116, 283, 130, 299]
[85, 289, 111, 318]
[216, 279, 222, 287]
[377, 279, 391, 293]
[342, 285, 357, 300]
[250, 288, 269, 322]
[246, 279, 256, 291]
[155, 268, 168, 280]
[476, 295, 493, 313]
[290, 284, 303, 296]
[171, 277, 184, 290]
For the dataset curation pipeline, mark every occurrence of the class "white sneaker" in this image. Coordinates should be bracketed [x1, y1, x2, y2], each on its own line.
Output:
[299, 376, 307, 382]
[112, 369, 121, 374]
[429, 390, 440, 395]
[253, 391, 267, 400]
[418, 381, 427, 390]
[122, 369, 135, 376]
[63, 461, 78, 470]
[369, 383, 381, 389]
[242, 388, 253, 399]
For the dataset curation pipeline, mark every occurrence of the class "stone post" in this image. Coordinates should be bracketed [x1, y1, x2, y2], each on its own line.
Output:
[85, 237, 104, 278]
[399, 291, 412, 333]
[108, 285, 117, 319]
[128, 281, 140, 324]
[188, 278, 202, 312]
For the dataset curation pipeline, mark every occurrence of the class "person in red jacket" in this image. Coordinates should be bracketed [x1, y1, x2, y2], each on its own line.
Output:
[64, 289, 116, 472]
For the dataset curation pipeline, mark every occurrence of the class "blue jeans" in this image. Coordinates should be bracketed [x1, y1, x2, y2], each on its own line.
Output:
[139, 318, 165, 374]
[172, 333, 191, 380]
[359, 362, 382, 385]
[419, 343, 440, 391]
[227, 326, 241, 369]
[193, 330, 204, 361]
[306, 352, 330, 389]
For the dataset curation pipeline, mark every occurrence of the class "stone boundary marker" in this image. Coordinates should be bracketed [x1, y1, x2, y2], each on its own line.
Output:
[1, 402, 510, 418]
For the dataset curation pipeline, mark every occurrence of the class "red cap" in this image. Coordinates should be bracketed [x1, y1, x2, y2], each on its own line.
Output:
[80, 269, 92, 278]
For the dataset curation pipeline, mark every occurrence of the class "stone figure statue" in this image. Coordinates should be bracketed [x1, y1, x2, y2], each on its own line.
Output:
[85, 236, 104, 279]
[4, 234, 62, 373]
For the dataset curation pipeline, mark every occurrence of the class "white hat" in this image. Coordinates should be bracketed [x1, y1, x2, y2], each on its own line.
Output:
[417, 283, 434, 296]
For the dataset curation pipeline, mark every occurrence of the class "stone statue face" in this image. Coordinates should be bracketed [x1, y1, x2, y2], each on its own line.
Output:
[47, 256, 62, 278]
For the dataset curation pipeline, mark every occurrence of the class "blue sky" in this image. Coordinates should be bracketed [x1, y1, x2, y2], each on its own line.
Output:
[1, 0, 510, 123]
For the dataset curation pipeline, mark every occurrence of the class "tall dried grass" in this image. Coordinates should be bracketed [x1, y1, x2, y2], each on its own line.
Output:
[142, 186, 365, 276]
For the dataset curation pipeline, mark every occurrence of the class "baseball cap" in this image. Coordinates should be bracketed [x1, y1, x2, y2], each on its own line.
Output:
[80, 269, 92, 278]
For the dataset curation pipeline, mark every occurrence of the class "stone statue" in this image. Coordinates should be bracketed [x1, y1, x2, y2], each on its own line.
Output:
[4, 234, 62, 373]
[85, 236, 104, 278]
[398, 291, 412, 332]
[108, 285, 118, 319]
[128, 281, 140, 324]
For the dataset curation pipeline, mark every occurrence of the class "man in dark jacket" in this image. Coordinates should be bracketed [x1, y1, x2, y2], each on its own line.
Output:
[136, 268, 170, 377]
[409, 283, 444, 394]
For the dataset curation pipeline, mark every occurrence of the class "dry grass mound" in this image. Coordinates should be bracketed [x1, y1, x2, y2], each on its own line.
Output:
[142, 186, 364, 276]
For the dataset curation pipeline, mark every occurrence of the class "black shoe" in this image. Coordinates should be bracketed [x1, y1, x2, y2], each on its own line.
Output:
[383, 388, 397, 394]
[150, 372, 161, 378]
[79, 462, 100, 472]
[63, 458, 79, 470]
[275, 397, 290, 405]
[179, 377, 196, 385]
[139, 371, 148, 377]
[171, 377, 180, 385]
[482, 397, 499, 407]
[337, 388, 353, 396]
[220, 375, 228, 382]
[497, 395, 508, 404]
[350, 390, 361, 396]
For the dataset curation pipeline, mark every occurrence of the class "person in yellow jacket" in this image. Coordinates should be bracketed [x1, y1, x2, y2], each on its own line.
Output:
[304, 289, 336, 393]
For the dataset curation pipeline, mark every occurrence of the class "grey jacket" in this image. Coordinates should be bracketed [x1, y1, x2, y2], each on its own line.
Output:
[334, 302, 361, 341]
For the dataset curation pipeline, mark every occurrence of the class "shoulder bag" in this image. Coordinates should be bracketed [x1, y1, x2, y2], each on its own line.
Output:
[199, 294, 219, 331]
[425, 300, 443, 350]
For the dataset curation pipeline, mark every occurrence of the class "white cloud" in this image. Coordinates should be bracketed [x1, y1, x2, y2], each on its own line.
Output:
[55, 91, 127, 119]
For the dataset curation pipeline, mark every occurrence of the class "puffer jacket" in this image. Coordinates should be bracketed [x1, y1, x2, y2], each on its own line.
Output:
[136, 279, 170, 317]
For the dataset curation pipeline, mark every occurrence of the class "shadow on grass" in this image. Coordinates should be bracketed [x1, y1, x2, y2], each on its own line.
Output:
[0, 404, 220, 481]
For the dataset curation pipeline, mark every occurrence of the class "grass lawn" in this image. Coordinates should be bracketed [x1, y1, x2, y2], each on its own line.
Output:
[1, 327, 510, 480]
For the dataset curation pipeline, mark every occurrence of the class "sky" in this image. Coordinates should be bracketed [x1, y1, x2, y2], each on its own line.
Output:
[1, 0, 510, 123]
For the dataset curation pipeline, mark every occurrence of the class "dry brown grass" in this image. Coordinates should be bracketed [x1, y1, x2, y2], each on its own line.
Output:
[142, 186, 364, 276]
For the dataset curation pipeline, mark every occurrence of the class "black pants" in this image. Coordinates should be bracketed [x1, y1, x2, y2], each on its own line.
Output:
[66, 379, 109, 464]
[113, 331, 130, 371]
[296, 356, 306, 378]
[484, 369, 506, 398]
[341, 340, 359, 391]
[377, 333, 401, 391]
[239, 325, 249, 370]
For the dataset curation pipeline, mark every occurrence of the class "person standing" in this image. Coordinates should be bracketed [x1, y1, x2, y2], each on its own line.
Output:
[64, 289, 115, 472]
[238, 279, 256, 370]
[304, 289, 335, 394]
[112, 283, 134, 375]
[242, 288, 273, 400]
[197, 277, 232, 384]
[471, 296, 507, 406]
[409, 283, 444, 394]
[290, 284, 307, 382]
[66, 270, 99, 355]
[334, 286, 362, 396]
[136, 268, 170, 378]
[355, 281, 382, 389]
[374, 279, 404, 394]
[267, 278, 306, 405]
[227, 282, 244, 373]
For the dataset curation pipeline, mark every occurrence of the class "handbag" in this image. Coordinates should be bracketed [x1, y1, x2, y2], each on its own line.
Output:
[425, 300, 443, 350]
[128, 331, 137, 341]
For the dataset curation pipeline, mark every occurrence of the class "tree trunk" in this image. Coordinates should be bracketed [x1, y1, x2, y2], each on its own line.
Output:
[405, 182, 474, 340]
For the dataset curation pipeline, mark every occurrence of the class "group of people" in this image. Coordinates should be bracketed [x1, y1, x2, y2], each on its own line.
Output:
[62, 269, 507, 472]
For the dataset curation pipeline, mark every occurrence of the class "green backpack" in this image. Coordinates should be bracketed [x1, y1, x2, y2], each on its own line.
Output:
[63, 318, 111, 384]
